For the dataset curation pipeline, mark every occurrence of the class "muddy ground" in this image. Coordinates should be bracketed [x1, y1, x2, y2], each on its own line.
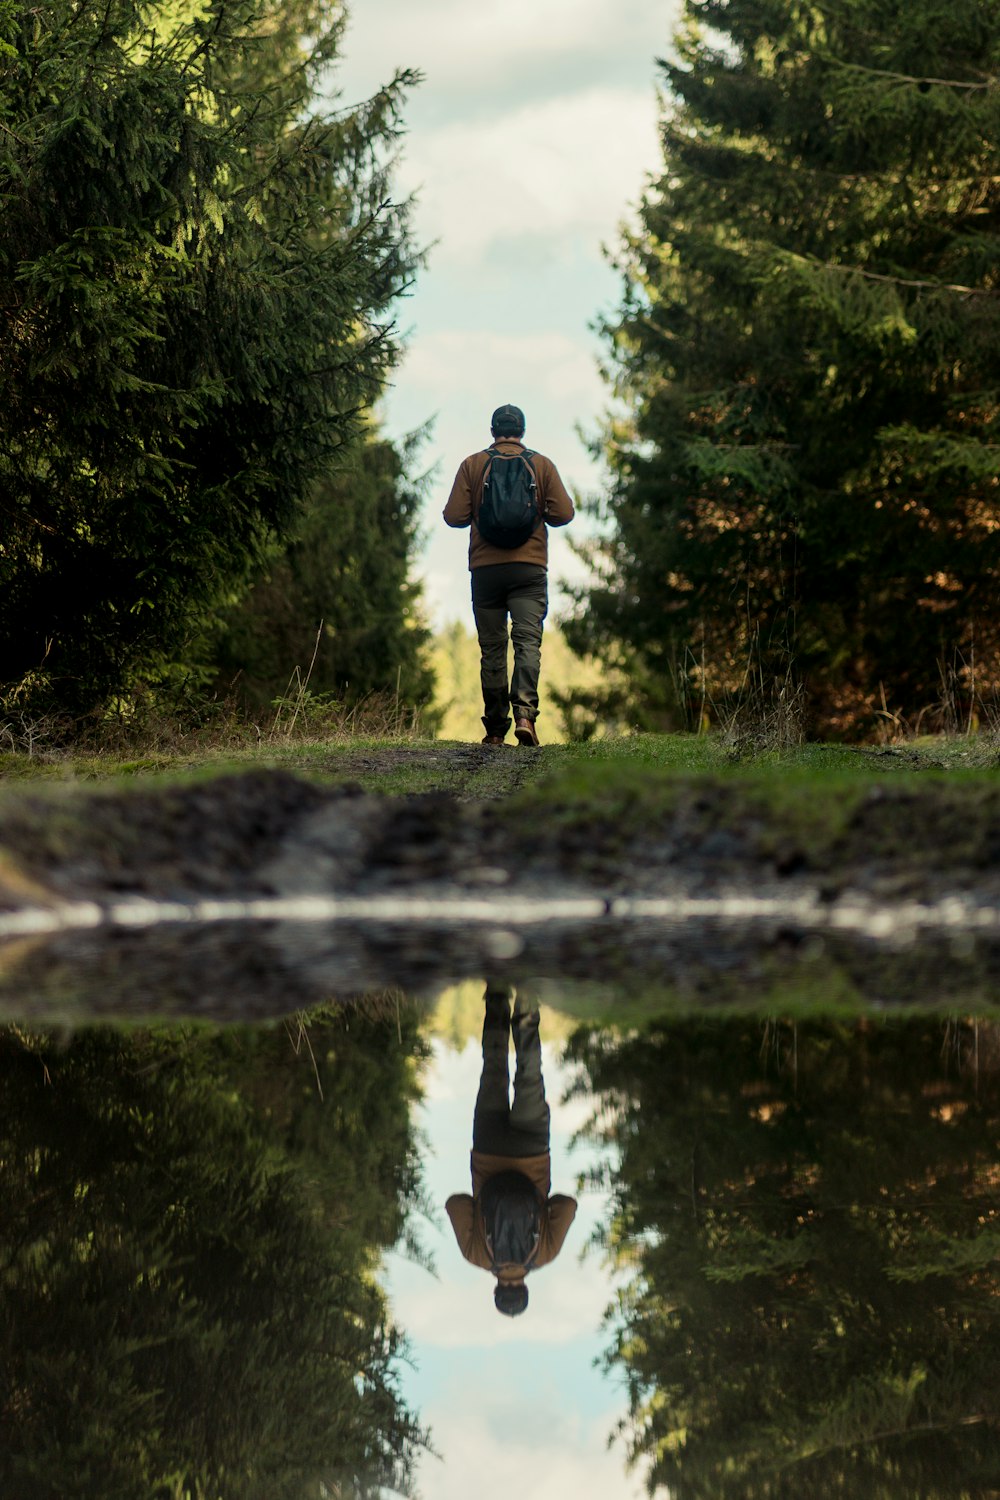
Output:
[2, 744, 1000, 1021]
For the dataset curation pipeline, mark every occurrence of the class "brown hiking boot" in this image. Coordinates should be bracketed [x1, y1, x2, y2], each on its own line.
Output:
[514, 718, 540, 747]
[482, 733, 506, 746]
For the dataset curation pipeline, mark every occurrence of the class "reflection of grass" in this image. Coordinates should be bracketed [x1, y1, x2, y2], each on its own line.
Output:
[520, 955, 1000, 1027]
[425, 964, 1000, 1037]
[530, 968, 873, 1028]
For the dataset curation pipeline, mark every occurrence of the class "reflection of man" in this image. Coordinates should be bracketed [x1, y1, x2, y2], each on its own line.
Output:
[446, 982, 578, 1317]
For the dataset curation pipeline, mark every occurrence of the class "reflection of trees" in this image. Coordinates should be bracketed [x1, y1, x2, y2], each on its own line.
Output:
[0, 1008, 430, 1500]
[568, 1019, 1000, 1499]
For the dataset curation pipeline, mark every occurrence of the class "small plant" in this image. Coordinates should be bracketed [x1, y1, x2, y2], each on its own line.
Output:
[269, 685, 346, 742]
[669, 623, 806, 756]
[872, 645, 997, 745]
[719, 666, 806, 758]
[0, 705, 74, 758]
[0, 661, 75, 756]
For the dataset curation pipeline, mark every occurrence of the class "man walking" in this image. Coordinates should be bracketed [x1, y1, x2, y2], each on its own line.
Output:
[445, 981, 577, 1317]
[443, 404, 574, 745]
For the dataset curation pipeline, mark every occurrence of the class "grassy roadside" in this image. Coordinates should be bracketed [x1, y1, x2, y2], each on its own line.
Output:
[0, 727, 997, 797]
[508, 733, 1000, 832]
[0, 730, 997, 895]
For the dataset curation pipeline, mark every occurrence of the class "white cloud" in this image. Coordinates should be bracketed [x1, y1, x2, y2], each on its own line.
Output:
[400, 328, 606, 412]
[414, 1404, 648, 1500]
[422, 1037, 478, 1102]
[398, 87, 659, 262]
[550, 1080, 603, 1142]
[339, 0, 678, 95]
[388, 1222, 614, 1350]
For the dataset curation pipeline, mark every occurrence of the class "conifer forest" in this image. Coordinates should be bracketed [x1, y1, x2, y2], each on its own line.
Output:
[573, 0, 1000, 738]
[1, 0, 998, 736]
[0, 0, 430, 726]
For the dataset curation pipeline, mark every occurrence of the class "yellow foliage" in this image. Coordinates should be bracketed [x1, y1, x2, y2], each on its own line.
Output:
[427, 982, 577, 1050]
[428, 619, 608, 744]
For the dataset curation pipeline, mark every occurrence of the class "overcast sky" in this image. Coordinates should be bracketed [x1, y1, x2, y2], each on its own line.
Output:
[332, 0, 682, 626]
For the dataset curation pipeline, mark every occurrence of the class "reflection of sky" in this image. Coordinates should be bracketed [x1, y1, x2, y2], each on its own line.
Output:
[332, 1, 682, 626]
[381, 1031, 647, 1499]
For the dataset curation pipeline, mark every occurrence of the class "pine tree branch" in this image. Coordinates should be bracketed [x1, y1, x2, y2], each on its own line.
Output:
[786, 1409, 994, 1466]
[786, 251, 996, 297]
[826, 57, 997, 93]
[0, 120, 30, 148]
[177, 0, 226, 81]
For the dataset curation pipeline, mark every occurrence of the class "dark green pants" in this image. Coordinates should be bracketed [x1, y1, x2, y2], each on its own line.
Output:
[471, 563, 548, 738]
[473, 983, 550, 1158]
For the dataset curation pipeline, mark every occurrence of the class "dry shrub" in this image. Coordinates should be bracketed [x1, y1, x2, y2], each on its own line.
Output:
[0, 671, 427, 763]
[719, 667, 806, 759]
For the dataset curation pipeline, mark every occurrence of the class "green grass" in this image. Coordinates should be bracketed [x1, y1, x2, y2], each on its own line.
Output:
[0, 736, 440, 787]
[1, 727, 998, 812]
[503, 733, 995, 834]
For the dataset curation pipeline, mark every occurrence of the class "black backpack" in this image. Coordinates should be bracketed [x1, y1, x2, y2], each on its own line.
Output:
[476, 447, 541, 549]
[480, 1170, 541, 1271]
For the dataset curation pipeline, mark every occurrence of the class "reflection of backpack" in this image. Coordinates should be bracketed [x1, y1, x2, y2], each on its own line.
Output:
[476, 447, 541, 549]
[480, 1170, 541, 1270]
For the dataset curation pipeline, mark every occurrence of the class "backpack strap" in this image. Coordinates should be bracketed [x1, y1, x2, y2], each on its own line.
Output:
[473, 448, 494, 517]
[520, 450, 541, 514]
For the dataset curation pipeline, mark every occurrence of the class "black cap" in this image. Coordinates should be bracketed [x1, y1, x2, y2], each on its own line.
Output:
[494, 1282, 529, 1317]
[491, 404, 525, 437]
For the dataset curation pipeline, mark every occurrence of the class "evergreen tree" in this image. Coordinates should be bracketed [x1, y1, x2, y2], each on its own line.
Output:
[211, 426, 435, 717]
[568, 1018, 1000, 1497]
[0, 1009, 431, 1499]
[0, 0, 416, 720]
[576, 0, 1000, 736]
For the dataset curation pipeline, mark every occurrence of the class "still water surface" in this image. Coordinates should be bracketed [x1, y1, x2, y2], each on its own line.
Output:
[3, 980, 999, 1499]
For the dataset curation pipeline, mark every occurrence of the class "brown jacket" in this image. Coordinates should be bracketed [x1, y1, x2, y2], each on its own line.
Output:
[442, 438, 575, 570]
[445, 1149, 578, 1285]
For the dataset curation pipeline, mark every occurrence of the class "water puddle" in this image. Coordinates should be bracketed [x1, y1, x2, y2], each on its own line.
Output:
[3, 881, 999, 1027]
[3, 758, 1000, 1500]
[3, 977, 1000, 1498]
